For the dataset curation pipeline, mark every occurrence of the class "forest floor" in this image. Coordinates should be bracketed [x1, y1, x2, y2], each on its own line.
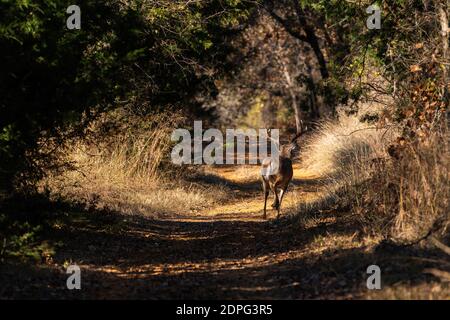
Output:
[1, 164, 448, 299]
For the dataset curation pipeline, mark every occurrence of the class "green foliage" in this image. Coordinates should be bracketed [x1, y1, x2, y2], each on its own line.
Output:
[2, 0, 442, 192]
[0, 213, 55, 262]
[0, 0, 254, 190]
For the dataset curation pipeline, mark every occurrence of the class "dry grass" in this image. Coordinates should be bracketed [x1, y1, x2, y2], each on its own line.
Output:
[369, 126, 450, 242]
[41, 109, 229, 217]
[297, 103, 449, 242]
[297, 105, 396, 213]
[301, 105, 393, 179]
[365, 282, 449, 300]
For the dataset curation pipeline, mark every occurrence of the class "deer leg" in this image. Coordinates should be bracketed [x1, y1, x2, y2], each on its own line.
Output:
[271, 197, 279, 208]
[272, 185, 280, 210]
[262, 180, 269, 219]
[276, 188, 287, 219]
[271, 183, 280, 209]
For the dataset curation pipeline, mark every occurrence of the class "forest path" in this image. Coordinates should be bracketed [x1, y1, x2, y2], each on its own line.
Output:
[50, 164, 379, 299]
[187, 164, 321, 221]
[2, 164, 445, 299]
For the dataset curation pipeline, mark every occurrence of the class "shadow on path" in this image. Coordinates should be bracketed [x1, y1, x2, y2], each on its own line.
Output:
[1, 204, 447, 299]
[1, 165, 447, 299]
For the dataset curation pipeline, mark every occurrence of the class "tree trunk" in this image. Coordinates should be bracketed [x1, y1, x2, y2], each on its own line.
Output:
[282, 67, 302, 133]
[264, 0, 329, 79]
[292, 0, 329, 79]
[305, 63, 320, 119]
[292, 92, 302, 134]
[439, 4, 448, 99]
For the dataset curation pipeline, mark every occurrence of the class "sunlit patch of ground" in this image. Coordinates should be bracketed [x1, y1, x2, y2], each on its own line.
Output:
[1, 163, 448, 299]
[198, 163, 324, 221]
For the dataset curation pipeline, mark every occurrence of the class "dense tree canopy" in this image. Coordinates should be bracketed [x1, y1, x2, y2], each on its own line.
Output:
[0, 0, 253, 189]
[0, 0, 447, 190]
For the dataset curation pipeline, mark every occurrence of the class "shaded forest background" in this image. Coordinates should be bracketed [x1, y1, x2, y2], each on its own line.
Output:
[0, 0, 448, 298]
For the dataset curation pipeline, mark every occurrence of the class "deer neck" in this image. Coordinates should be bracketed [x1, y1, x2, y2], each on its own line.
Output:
[279, 147, 293, 160]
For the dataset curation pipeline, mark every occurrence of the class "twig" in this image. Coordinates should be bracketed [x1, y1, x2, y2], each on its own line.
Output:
[429, 236, 450, 256]
[336, 125, 394, 137]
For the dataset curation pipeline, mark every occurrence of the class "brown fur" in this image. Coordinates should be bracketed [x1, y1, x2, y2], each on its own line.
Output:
[260, 133, 302, 219]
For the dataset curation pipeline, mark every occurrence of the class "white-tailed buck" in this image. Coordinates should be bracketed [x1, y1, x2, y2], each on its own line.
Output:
[260, 123, 307, 219]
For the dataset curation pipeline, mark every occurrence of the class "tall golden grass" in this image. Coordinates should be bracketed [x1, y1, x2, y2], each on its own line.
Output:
[372, 125, 449, 242]
[297, 105, 448, 241]
[298, 105, 395, 209]
[73, 110, 178, 186]
[42, 109, 229, 217]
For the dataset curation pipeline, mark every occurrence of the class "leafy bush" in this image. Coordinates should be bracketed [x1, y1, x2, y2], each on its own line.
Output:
[0, 0, 253, 191]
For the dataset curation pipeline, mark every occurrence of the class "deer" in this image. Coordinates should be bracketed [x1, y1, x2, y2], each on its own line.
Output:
[260, 122, 307, 220]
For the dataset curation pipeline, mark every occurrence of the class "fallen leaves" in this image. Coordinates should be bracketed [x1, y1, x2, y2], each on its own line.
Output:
[410, 64, 422, 72]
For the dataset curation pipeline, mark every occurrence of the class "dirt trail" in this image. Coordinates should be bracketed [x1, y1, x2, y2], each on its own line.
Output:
[190, 164, 320, 221]
[77, 164, 364, 299]
[2, 164, 447, 299]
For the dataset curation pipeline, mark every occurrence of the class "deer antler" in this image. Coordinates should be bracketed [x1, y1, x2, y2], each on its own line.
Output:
[290, 120, 307, 143]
